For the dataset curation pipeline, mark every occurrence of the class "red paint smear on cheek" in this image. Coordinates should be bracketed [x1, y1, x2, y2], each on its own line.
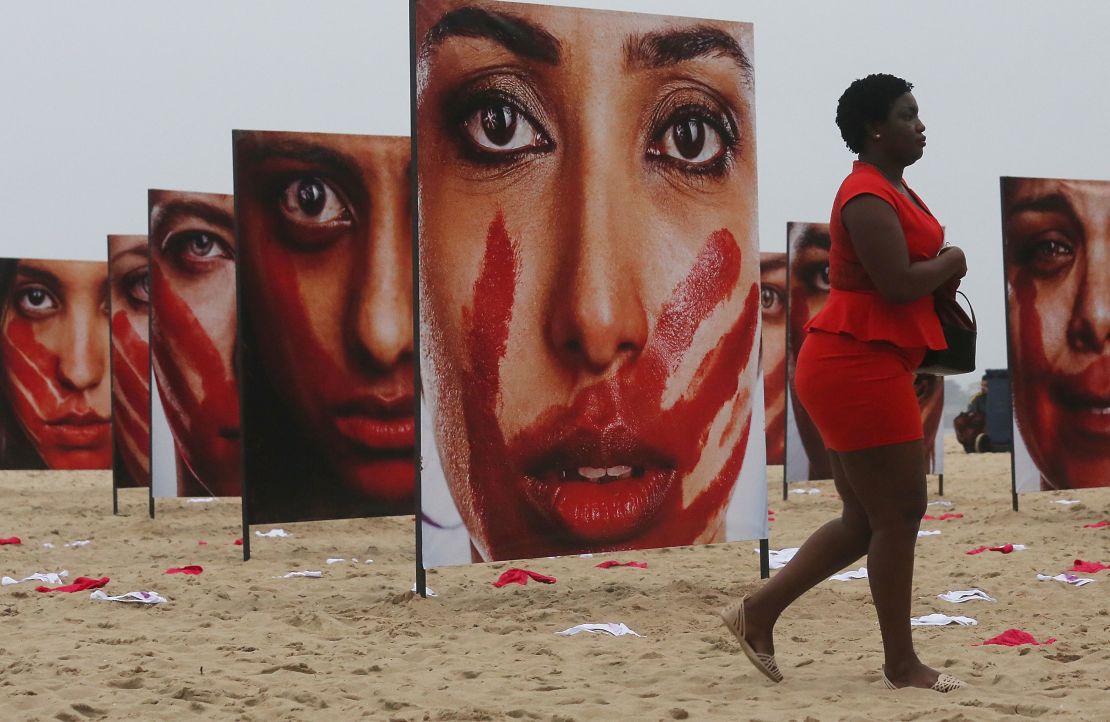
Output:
[764, 355, 786, 464]
[2, 315, 61, 422]
[1011, 278, 1058, 487]
[455, 213, 519, 548]
[151, 263, 240, 494]
[454, 220, 758, 560]
[2, 315, 112, 469]
[111, 310, 151, 486]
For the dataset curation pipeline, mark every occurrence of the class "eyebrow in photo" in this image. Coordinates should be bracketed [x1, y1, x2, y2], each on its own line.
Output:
[1004, 191, 1078, 220]
[794, 227, 831, 253]
[424, 6, 750, 79]
[236, 137, 366, 203]
[14, 264, 62, 290]
[423, 6, 561, 64]
[761, 256, 786, 273]
[150, 198, 234, 242]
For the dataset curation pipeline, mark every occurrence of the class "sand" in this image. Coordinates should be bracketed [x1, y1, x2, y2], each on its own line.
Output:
[1, 436, 1108, 721]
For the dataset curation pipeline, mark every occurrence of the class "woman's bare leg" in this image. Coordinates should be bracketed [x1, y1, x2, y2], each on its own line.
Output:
[742, 451, 871, 657]
[835, 439, 941, 688]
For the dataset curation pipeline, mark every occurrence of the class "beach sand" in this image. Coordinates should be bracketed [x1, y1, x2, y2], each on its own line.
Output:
[2, 436, 1108, 721]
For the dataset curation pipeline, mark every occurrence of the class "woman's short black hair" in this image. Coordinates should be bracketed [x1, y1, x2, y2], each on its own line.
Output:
[836, 74, 914, 154]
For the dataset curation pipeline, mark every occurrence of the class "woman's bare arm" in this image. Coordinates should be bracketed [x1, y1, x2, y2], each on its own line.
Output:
[841, 195, 966, 304]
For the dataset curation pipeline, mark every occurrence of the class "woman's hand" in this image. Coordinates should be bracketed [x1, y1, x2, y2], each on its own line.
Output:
[938, 245, 967, 278]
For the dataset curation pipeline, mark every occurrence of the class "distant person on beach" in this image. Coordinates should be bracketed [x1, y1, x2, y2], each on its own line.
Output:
[0, 258, 111, 470]
[720, 74, 967, 692]
[1002, 177, 1110, 490]
[954, 378, 988, 453]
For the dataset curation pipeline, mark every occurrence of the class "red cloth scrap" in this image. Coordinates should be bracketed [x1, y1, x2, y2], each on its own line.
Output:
[165, 565, 203, 575]
[35, 576, 109, 593]
[980, 629, 1056, 647]
[1082, 521, 1109, 529]
[923, 513, 963, 521]
[0, 537, 21, 545]
[233, 538, 243, 545]
[966, 544, 1015, 555]
[492, 568, 557, 587]
[197, 540, 208, 545]
[596, 561, 648, 569]
[1070, 559, 1109, 573]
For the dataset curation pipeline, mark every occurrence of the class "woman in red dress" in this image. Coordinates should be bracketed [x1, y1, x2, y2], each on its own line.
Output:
[720, 74, 968, 692]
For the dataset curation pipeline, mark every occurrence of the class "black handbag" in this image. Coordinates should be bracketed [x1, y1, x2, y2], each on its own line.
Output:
[918, 290, 976, 376]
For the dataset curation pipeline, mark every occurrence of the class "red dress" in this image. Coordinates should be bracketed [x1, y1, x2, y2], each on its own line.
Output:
[794, 161, 945, 452]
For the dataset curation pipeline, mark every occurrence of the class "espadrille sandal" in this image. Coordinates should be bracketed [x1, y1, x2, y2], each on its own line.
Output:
[882, 672, 966, 692]
[718, 596, 783, 683]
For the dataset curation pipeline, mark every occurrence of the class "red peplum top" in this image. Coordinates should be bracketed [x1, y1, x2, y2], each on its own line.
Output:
[806, 161, 947, 350]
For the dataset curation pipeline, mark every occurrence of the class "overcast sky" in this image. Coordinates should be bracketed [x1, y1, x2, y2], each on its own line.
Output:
[2, 0, 1108, 373]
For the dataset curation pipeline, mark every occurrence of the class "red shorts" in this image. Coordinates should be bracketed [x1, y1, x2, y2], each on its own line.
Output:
[794, 330, 927, 452]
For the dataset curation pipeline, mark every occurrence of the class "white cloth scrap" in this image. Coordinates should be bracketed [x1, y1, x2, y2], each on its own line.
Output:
[928, 500, 954, 507]
[187, 497, 214, 503]
[255, 529, 291, 538]
[90, 590, 167, 604]
[762, 547, 799, 569]
[280, 570, 322, 578]
[829, 566, 868, 581]
[1054, 499, 1081, 505]
[326, 558, 346, 565]
[42, 542, 55, 549]
[918, 530, 942, 537]
[2, 570, 69, 586]
[64, 540, 91, 547]
[410, 583, 437, 597]
[1037, 573, 1095, 587]
[790, 488, 821, 495]
[938, 589, 996, 603]
[910, 613, 977, 626]
[556, 623, 642, 637]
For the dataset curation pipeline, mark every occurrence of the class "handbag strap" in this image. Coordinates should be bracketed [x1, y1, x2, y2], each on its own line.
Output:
[955, 290, 976, 327]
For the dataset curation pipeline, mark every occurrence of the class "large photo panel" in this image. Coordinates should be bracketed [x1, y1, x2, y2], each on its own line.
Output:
[783, 222, 943, 484]
[148, 190, 241, 498]
[416, 0, 766, 566]
[0, 258, 111, 470]
[1003, 176, 1110, 493]
[761, 252, 786, 465]
[234, 130, 415, 524]
[108, 235, 151, 488]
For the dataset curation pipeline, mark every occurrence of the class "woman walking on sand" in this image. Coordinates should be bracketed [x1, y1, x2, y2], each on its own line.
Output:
[720, 73, 968, 692]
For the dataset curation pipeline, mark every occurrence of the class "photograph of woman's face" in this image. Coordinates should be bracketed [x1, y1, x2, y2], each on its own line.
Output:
[417, 1, 760, 562]
[148, 190, 240, 497]
[785, 223, 942, 480]
[761, 252, 786, 465]
[235, 130, 414, 519]
[0, 258, 111, 469]
[108, 235, 151, 487]
[785, 223, 831, 481]
[1003, 177, 1110, 490]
